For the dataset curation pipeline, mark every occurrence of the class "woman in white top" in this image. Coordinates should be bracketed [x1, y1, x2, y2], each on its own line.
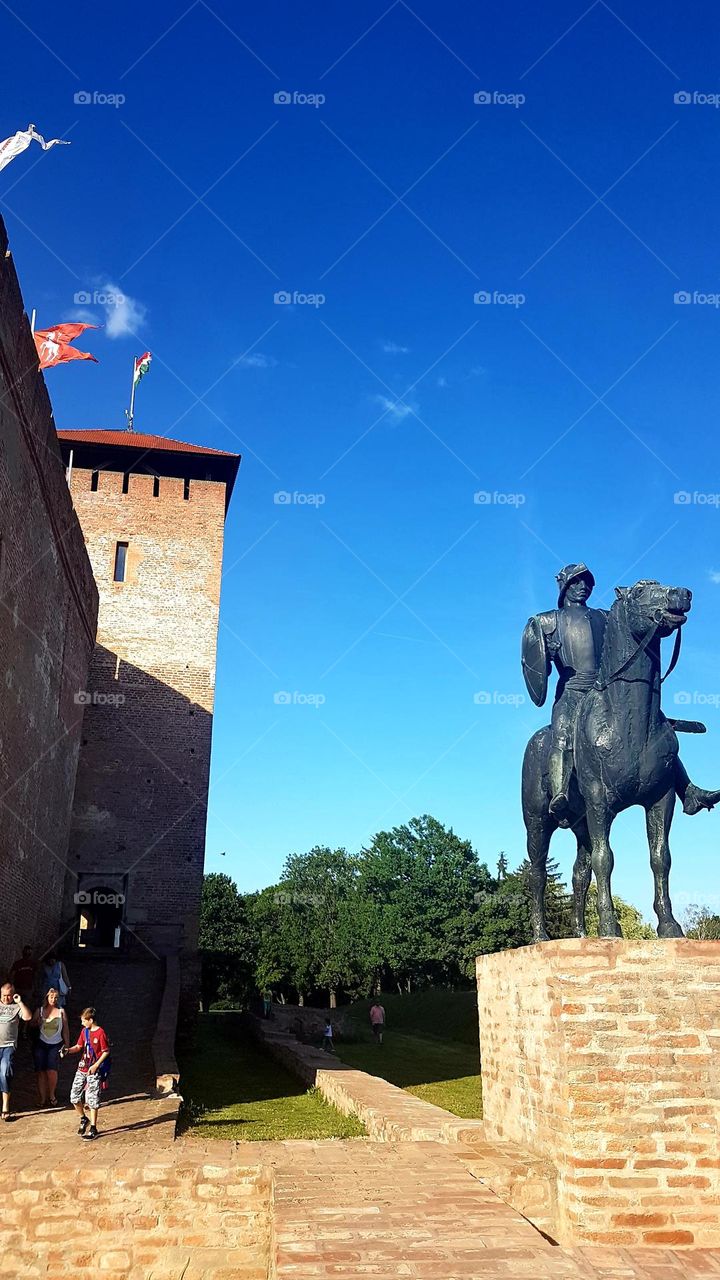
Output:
[32, 988, 69, 1106]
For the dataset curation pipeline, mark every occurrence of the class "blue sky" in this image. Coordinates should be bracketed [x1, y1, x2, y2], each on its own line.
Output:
[3, 0, 720, 923]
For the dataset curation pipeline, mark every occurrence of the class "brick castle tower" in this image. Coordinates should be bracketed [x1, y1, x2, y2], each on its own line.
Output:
[56, 430, 240, 993]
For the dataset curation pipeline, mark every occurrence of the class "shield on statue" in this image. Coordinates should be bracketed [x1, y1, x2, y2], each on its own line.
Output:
[521, 616, 550, 706]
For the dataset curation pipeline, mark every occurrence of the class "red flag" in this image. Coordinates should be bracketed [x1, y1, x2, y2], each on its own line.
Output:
[34, 323, 98, 370]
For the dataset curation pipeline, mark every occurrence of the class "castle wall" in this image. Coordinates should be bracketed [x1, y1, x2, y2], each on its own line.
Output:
[0, 223, 98, 972]
[64, 464, 228, 975]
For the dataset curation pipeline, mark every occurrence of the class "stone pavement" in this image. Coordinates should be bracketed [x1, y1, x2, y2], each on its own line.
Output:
[0, 955, 179, 1149]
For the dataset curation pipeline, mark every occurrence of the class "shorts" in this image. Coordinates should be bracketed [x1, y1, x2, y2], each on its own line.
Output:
[33, 1041, 61, 1072]
[371, 1023, 384, 1038]
[0, 1046, 15, 1093]
[70, 1069, 103, 1111]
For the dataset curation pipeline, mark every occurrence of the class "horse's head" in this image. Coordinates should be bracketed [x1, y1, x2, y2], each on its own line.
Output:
[615, 579, 692, 639]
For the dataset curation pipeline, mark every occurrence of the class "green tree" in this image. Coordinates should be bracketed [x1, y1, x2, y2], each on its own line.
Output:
[684, 904, 720, 940]
[198, 873, 255, 1009]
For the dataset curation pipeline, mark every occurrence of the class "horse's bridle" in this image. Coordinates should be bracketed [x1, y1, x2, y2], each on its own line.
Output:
[594, 611, 683, 692]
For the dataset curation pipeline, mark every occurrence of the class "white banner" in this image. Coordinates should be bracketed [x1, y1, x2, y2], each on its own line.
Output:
[0, 124, 69, 173]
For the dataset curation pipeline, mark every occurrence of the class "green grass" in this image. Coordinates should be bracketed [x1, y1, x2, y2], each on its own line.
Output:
[177, 1015, 365, 1141]
[344, 989, 479, 1045]
[337, 990, 482, 1118]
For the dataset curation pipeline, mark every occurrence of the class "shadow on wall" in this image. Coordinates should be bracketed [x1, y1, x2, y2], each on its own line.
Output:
[63, 644, 213, 969]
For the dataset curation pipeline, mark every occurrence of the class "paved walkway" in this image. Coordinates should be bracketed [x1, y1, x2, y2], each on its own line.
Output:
[0, 955, 178, 1150]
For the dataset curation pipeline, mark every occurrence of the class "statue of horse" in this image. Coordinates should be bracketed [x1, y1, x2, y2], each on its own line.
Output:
[522, 580, 692, 940]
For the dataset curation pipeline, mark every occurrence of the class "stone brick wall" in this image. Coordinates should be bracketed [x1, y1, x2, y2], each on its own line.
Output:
[477, 939, 720, 1247]
[0, 220, 98, 973]
[64, 464, 228, 983]
[0, 1150, 270, 1278]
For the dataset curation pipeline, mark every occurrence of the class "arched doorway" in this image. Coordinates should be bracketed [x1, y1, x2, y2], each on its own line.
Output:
[76, 885, 124, 949]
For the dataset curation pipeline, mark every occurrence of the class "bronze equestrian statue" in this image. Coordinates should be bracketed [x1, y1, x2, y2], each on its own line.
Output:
[521, 567, 720, 940]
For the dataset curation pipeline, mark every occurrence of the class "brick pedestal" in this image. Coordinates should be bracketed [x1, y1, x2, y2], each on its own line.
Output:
[476, 939, 720, 1247]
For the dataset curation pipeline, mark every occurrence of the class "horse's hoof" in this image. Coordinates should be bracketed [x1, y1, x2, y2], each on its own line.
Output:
[598, 919, 622, 938]
[657, 919, 685, 938]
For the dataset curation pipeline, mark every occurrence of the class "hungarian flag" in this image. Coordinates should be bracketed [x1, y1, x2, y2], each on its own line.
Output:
[34, 323, 98, 370]
[133, 351, 151, 386]
[0, 124, 70, 174]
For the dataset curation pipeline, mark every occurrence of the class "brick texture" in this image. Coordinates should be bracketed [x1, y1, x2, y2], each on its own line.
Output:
[62, 459, 235, 993]
[477, 939, 720, 1247]
[0, 219, 98, 973]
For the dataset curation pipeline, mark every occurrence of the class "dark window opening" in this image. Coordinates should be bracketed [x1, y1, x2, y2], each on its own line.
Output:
[153, 476, 160, 498]
[113, 541, 128, 583]
[90, 471, 99, 492]
[183, 477, 191, 500]
[122, 472, 130, 494]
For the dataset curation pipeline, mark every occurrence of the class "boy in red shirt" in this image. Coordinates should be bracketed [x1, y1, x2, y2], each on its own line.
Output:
[60, 1007, 110, 1140]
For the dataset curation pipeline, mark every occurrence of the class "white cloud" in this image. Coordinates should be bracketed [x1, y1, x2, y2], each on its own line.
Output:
[709, 570, 720, 584]
[100, 282, 146, 339]
[437, 375, 448, 388]
[237, 352, 277, 369]
[375, 395, 417, 421]
[382, 341, 410, 354]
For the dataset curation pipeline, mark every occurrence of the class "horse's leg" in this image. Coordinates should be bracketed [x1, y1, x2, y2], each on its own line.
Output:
[571, 815, 592, 937]
[526, 813, 553, 942]
[584, 795, 622, 936]
[645, 789, 684, 937]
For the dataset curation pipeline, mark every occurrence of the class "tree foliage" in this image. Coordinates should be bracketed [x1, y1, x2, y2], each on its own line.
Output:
[198, 817, 655, 1007]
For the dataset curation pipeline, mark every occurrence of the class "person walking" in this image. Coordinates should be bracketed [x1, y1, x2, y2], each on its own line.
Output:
[0, 983, 32, 1120]
[322, 1020, 335, 1053]
[60, 1007, 110, 1141]
[10, 948, 35, 1007]
[32, 988, 69, 1107]
[39, 954, 71, 1009]
[369, 1001, 386, 1045]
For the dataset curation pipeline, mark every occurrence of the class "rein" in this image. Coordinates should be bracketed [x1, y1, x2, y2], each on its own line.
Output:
[595, 614, 683, 692]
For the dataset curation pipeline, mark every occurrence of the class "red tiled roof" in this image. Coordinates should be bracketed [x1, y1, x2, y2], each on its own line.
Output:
[57, 429, 238, 458]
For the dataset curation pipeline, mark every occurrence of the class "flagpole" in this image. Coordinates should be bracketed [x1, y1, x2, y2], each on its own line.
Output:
[30, 308, 36, 335]
[126, 358, 136, 432]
